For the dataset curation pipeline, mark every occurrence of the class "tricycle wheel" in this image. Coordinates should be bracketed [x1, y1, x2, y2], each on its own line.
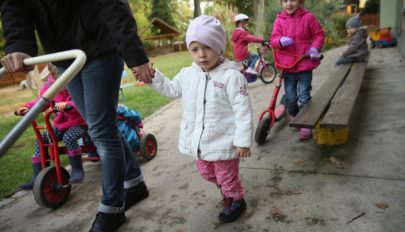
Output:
[259, 63, 277, 84]
[139, 133, 158, 161]
[33, 166, 71, 209]
[255, 116, 271, 145]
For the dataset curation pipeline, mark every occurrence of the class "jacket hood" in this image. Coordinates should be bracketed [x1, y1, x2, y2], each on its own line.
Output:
[352, 27, 368, 38]
[278, 7, 309, 19]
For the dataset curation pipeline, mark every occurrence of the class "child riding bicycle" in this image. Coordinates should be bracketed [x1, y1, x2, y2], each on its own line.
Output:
[231, 13, 265, 75]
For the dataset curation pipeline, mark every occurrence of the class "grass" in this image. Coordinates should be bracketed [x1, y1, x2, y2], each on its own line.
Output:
[0, 51, 192, 200]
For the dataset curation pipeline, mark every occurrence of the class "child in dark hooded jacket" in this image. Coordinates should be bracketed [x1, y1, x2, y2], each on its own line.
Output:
[336, 15, 369, 65]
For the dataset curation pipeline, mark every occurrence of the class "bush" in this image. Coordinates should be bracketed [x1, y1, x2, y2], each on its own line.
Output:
[323, 13, 354, 50]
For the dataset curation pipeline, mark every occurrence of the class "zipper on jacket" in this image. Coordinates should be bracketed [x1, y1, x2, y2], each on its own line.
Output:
[197, 72, 209, 158]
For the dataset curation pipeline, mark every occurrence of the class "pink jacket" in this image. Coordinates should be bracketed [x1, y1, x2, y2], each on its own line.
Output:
[231, 27, 264, 61]
[270, 7, 325, 73]
[24, 75, 87, 132]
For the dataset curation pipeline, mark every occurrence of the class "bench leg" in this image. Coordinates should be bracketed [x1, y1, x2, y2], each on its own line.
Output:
[315, 123, 349, 145]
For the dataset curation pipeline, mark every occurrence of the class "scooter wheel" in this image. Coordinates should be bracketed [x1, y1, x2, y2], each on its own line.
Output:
[33, 166, 71, 209]
[255, 116, 271, 145]
[139, 133, 158, 161]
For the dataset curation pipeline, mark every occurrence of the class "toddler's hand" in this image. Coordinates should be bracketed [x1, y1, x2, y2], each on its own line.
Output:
[55, 102, 67, 112]
[236, 147, 251, 158]
[131, 62, 155, 84]
[307, 47, 321, 60]
[14, 106, 29, 116]
[280, 37, 294, 47]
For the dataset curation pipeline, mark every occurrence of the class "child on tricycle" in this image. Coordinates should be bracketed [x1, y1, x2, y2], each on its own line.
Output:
[15, 63, 87, 190]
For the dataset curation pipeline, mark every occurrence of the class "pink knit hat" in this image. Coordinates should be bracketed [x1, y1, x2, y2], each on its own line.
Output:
[186, 15, 226, 55]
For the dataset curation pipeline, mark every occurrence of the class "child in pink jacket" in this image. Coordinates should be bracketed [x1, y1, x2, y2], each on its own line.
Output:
[15, 64, 87, 190]
[270, 0, 325, 140]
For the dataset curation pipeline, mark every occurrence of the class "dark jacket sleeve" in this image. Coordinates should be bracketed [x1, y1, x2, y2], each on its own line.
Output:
[1, 0, 38, 56]
[102, 0, 149, 67]
[342, 29, 368, 57]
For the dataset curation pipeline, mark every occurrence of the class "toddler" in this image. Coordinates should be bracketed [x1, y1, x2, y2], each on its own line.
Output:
[15, 63, 87, 190]
[231, 13, 265, 74]
[336, 15, 369, 66]
[149, 15, 253, 223]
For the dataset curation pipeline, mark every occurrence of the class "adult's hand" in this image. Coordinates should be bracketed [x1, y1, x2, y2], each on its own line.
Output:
[131, 62, 154, 84]
[1, 52, 34, 73]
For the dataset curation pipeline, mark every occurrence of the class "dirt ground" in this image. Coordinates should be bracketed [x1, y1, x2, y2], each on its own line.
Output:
[0, 85, 33, 117]
[0, 46, 404, 232]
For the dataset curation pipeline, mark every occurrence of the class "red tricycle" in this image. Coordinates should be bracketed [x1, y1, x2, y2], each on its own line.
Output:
[27, 106, 157, 209]
[254, 47, 322, 144]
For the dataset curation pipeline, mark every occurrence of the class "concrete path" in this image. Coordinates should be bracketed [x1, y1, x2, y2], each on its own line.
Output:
[0, 46, 404, 232]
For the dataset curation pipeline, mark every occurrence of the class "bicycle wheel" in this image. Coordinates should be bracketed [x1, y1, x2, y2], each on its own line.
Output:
[259, 63, 277, 84]
[255, 116, 271, 145]
[33, 166, 71, 209]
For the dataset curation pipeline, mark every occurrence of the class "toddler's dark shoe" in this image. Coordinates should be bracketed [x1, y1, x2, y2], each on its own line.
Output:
[124, 181, 149, 211]
[218, 198, 246, 223]
[89, 212, 126, 232]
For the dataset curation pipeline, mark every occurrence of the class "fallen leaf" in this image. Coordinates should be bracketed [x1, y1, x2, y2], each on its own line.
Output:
[294, 159, 305, 165]
[329, 156, 341, 166]
[271, 207, 281, 215]
[375, 202, 389, 209]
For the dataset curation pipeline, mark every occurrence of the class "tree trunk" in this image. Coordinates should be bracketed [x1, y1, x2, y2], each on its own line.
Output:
[253, 0, 265, 37]
[193, 0, 202, 18]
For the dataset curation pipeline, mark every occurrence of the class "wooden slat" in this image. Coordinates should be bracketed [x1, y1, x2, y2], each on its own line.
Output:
[289, 64, 352, 128]
[320, 63, 367, 128]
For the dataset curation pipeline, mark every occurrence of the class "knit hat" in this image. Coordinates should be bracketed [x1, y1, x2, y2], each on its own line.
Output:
[346, 16, 361, 29]
[186, 15, 226, 55]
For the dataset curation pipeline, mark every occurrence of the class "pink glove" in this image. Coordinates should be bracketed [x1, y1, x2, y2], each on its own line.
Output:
[307, 47, 321, 60]
[280, 37, 294, 47]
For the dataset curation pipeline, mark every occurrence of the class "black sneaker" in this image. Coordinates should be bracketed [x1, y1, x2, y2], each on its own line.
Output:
[124, 181, 149, 211]
[89, 212, 126, 232]
[218, 198, 247, 223]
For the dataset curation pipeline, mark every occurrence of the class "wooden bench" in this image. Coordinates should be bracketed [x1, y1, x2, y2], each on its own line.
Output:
[289, 61, 368, 145]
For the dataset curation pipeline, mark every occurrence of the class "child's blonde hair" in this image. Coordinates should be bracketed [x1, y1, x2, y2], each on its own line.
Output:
[47, 63, 58, 78]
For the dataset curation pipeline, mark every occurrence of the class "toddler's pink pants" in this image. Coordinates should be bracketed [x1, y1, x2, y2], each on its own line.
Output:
[196, 158, 244, 200]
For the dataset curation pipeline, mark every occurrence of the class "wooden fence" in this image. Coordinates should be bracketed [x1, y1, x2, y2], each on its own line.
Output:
[0, 63, 47, 88]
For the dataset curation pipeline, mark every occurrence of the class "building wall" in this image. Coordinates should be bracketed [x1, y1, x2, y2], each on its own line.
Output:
[380, 0, 405, 58]
[380, 1, 398, 28]
[397, 0, 405, 57]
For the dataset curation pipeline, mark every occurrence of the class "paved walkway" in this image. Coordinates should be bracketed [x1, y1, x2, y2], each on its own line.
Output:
[0, 46, 404, 232]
